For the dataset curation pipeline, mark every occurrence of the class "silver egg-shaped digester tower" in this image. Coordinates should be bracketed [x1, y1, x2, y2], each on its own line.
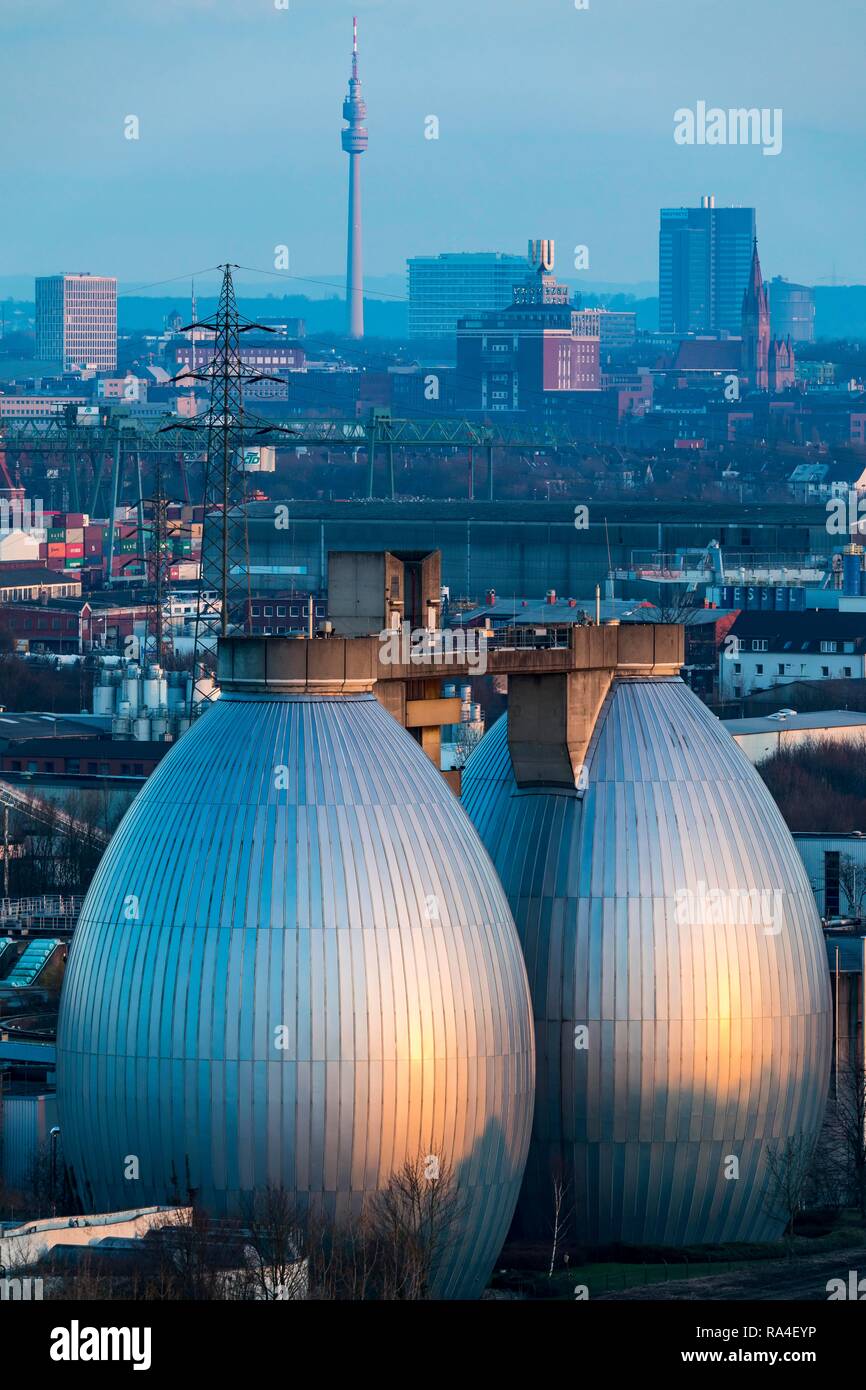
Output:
[57, 637, 535, 1298]
[462, 629, 830, 1247]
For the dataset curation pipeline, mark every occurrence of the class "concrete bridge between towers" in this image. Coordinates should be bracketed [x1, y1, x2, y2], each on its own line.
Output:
[216, 621, 685, 794]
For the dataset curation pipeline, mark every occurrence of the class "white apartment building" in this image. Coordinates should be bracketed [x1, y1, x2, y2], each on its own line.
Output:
[719, 611, 866, 701]
[571, 308, 637, 349]
[35, 274, 117, 372]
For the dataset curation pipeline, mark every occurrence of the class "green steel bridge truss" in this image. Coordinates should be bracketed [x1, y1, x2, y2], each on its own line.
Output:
[0, 407, 588, 505]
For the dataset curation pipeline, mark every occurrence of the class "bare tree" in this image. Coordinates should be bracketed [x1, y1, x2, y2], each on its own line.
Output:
[763, 1131, 814, 1245]
[837, 856, 866, 923]
[241, 1186, 308, 1300]
[153, 1205, 235, 1301]
[758, 735, 866, 835]
[803, 1129, 847, 1212]
[306, 1203, 382, 1302]
[548, 1174, 573, 1277]
[368, 1152, 464, 1300]
[39, 1253, 130, 1302]
[24, 1155, 469, 1302]
[632, 588, 703, 627]
[23, 1137, 74, 1220]
[3, 784, 123, 898]
[824, 1061, 866, 1218]
[453, 723, 484, 770]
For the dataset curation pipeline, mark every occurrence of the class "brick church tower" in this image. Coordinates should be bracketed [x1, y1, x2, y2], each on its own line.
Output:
[741, 239, 771, 390]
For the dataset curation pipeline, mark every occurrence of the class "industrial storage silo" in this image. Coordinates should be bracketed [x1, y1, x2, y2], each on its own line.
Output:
[57, 636, 534, 1299]
[92, 675, 116, 718]
[122, 667, 141, 717]
[142, 666, 162, 710]
[462, 671, 831, 1247]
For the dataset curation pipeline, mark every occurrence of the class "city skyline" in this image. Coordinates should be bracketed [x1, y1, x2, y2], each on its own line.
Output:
[2, 0, 866, 1336]
[0, 0, 863, 290]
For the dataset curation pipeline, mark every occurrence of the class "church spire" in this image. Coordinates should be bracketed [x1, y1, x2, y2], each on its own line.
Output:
[743, 237, 768, 314]
[741, 238, 770, 390]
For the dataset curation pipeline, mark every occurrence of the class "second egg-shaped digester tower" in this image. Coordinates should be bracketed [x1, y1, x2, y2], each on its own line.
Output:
[462, 675, 831, 1246]
[56, 638, 534, 1298]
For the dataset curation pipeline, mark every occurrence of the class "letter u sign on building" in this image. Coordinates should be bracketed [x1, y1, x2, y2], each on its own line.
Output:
[528, 239, 555, 272]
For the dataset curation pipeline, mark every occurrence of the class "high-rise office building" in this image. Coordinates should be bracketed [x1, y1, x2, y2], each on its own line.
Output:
[670, 240, 795, 392]
[408, 252, 532, 340]
[35, 274, 117, 371]
[658, 196, 755, 336]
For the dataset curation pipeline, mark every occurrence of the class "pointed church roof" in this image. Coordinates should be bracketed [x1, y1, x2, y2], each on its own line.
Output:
[748, 238, 762, 292]
[743, 238, 769, 313]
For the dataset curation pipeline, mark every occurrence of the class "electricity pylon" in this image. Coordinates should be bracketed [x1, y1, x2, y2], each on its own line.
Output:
[160, 264, 284, 712]
[142, 449, 173, 667]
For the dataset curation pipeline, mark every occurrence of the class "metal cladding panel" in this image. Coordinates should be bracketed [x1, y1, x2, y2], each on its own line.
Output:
[56, 692, 534, 1299]
[462, 677, 831, 1246]
[1, 1093, 57, 1189]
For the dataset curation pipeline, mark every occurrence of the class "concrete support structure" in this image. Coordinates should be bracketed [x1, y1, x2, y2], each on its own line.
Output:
[507, 623, 684, 788]
[235, 552, 685, 793]
[238, 616, 685, 797]
[328, 549, 441, 636]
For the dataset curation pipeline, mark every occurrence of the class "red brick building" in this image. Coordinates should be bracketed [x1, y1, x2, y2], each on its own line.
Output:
[0, 738, 169, 778]
[244, 591, 327, 635]
[456, 252, 600, 414]
[0, 599, 90, 653]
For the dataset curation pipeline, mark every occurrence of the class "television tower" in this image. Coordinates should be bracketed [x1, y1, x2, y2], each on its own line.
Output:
[341, 16, 368, 339]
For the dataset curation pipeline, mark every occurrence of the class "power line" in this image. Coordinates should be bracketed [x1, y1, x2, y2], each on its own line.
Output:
[234, 263, 409, 304]
[118, 267, 222, 299]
